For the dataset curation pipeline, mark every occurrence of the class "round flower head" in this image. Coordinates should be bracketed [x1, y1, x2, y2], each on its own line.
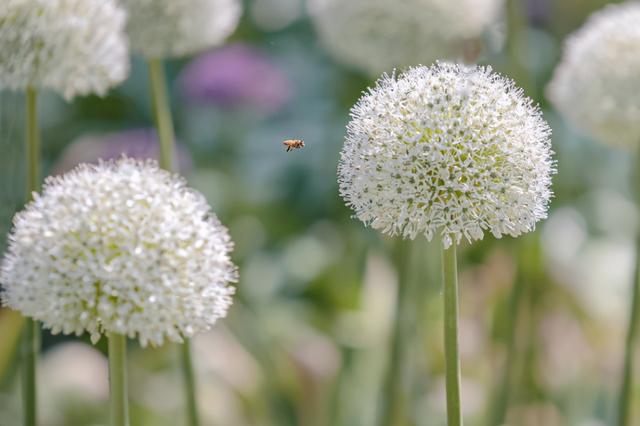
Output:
[308, 0, 503, 76]
[0, 0, 129, 100]
[1, 158, 237, 347]
[119, 0, 243, 58]
[547, 1, 640, 148]
[338, 63, 554, 248]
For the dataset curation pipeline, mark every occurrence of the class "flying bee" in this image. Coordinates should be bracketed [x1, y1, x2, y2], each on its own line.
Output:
[283, 139, 305, 152]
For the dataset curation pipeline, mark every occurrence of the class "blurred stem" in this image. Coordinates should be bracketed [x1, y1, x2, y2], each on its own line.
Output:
[331, 236, 370, 426]
[520, 242, 545, 405]
[148, 58, 201, 426]
[108, 334, 129, 426]
[148, 58, 176, 172]
[506, 0, 533, 95]
[21, 87, 40, 426]
[486, 240, 531, 426]
[181, 340, 201, 426]
[379, 240, 412, 426]
[618, 155, 640, 425]
[619, 251, 639, 425]
[0, 311, 25, 384]
[442, 243, 462, 426]
[26, 87, 40, 197]
[331, 345, 354, 426]
[20, 320, 38, 426]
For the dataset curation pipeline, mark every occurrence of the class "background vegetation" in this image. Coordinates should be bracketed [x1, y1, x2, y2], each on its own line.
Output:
[0, 0, 637, 425]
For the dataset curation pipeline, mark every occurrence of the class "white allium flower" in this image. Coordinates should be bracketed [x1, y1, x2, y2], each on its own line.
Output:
[1, 158, 237, 347]
[308, 0, 503, 76]
[119, 0, 243, 58]
[338, 63, 554, 248]
[0, 0, 129, 100]
[547, 1, 640, 148]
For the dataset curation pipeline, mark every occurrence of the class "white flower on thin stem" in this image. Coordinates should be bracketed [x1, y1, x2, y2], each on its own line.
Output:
[338, 63, 554, 248]
[308, 0, 503, 76]
[0, 0, 129, 100]
[547, 1, 640, 149]
[119, 0, 243, 59]
[1, 157, 237, 347]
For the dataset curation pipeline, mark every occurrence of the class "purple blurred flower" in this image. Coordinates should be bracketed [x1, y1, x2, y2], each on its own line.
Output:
[527, 0, 551, 27]
[179, 43, 291, 114]
[54, 129, 192, 175]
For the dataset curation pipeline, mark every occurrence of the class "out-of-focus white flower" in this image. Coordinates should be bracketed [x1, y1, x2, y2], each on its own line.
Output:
[40, 343, 109, 402]
[1, 157, 237, 347]
[251, 0, 302, 32]
[119, 0, 243, 58]
[338, 63, 554, 248]
[37, 343, 108, 425]
[0, 0, 129, 100]
[547, 1, 640, 148]
[308, 0, 503, 75]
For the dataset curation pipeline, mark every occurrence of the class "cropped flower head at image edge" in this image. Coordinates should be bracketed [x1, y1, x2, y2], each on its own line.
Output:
[1, 158, 238, 348]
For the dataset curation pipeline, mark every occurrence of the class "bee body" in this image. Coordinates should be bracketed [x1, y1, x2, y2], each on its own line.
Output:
[283, 139, 305, 152]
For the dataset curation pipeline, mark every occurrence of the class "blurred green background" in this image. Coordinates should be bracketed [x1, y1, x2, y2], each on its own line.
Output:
[0, 0, 638, 425]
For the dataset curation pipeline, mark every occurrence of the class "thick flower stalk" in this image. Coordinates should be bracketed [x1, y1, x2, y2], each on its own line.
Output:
[0, 0, 129, 100]
[339, 63, 554, 248]
[547, 1, 640, 149]
[308, 0, 503, 75]
[119, 0, 243, 59]
[1, 157, 238, 348]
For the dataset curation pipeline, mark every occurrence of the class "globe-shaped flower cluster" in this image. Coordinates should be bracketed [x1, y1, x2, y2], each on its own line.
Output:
[547, 1, 640, 148]
[0, 0, 129, 100]
[119, 0, 243, 59]
[338, 63, 554, 247]
[308, 0, 503, 76]
[1, 158, 237, 347]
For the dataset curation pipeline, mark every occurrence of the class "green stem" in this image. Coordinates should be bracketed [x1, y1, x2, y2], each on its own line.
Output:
[148, 58, 202, 426]
[506, 0, 533, 95]
[20, 319, 38, 426]
[21, 87, 40, 426]
[442, 243, 462, 426]
[26, 88, 40, 197]
[618, 239, 640, 425]
[108, 334, 130, 426]
[486, 241, 529, 426]
[617, 149, 640, 426]
[148, 58, 176, 172]
[181, 340, 201, 426]
[379, 240, 412, 426]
